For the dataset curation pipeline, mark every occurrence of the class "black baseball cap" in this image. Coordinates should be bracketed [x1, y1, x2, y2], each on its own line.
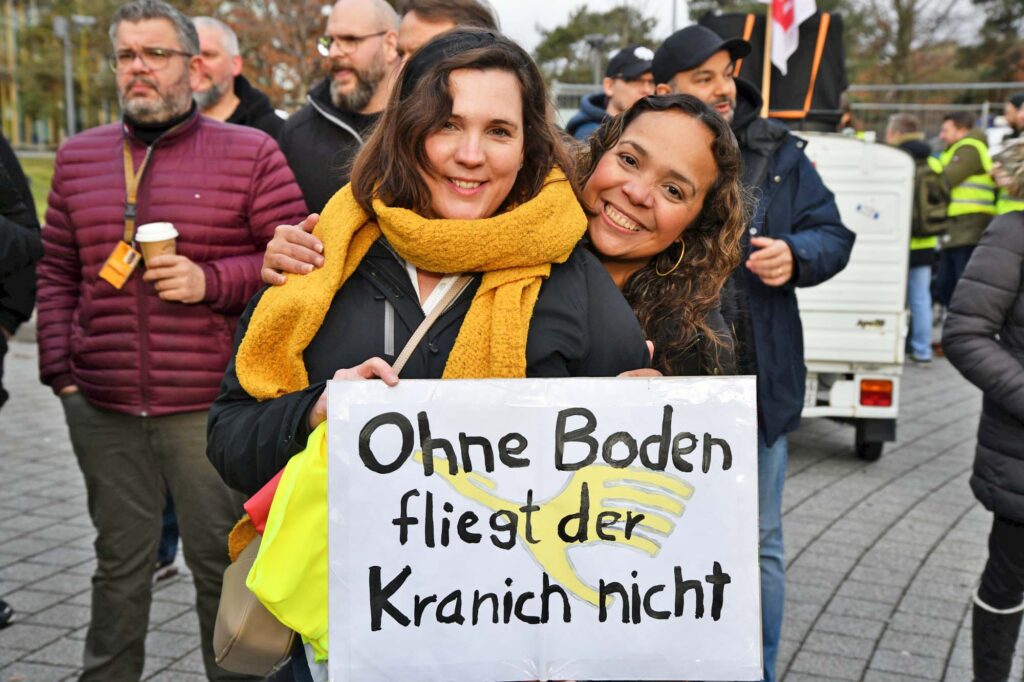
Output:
[606, 45, 654, 80]
[652, 25, 751, 85]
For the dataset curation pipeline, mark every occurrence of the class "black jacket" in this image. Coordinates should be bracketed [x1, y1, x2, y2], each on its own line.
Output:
[208, 240, 650, 495]
[277, 79, 379, 214]
[943, 212, 1024, 523]
[226, 75, 284, 139]
[724, 79, 855, 445]
[0, 133, 42, 410]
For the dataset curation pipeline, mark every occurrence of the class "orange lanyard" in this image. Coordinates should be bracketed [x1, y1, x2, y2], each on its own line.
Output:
[122, 140, 154, 244]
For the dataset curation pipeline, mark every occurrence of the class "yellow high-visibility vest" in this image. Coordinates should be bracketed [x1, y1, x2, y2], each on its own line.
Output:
[996, 191, 1024, 215]
[937, 138, 996, 217]
[910, 235, 938, 251]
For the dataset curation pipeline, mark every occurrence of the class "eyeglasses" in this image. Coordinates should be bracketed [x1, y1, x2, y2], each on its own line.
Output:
[108, 47, 194, 72]
[317, 31, 387, 56]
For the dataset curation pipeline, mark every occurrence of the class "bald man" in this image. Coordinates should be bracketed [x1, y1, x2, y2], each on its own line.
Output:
[277, 0, 400, 213]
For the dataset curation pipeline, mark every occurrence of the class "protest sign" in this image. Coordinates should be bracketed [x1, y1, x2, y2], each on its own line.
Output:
[328, 377, 761, 681]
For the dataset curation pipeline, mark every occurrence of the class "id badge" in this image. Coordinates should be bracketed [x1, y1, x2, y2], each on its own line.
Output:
[98, 241, 142, 289]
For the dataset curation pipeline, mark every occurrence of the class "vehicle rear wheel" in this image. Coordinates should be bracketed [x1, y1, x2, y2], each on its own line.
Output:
[856, 440, 884, 461]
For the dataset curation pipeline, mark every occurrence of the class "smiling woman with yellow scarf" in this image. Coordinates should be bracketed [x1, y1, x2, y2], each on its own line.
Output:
[206, 29, 648, 678]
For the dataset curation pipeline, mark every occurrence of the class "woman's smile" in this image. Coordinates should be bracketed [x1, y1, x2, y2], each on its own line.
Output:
[601, 201, 645, 233]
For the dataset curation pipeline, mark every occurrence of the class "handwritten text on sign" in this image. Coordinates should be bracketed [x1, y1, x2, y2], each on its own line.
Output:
[328, 377, 761, 681]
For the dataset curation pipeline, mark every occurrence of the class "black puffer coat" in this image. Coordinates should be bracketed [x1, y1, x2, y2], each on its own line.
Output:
[943, 211, 1024, 522]
[208, 240, 650, 495]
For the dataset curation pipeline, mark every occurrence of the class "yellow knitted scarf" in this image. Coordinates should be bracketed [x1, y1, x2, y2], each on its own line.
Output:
[236, 168, 585, 398]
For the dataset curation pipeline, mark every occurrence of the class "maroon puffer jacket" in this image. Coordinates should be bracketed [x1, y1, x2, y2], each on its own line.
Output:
[37, 111, 308, 416]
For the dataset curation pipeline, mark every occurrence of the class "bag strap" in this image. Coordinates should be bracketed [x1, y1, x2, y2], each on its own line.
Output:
[392, 274, 474, 376]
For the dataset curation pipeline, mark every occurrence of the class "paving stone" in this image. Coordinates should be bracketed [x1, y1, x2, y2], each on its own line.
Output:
[0, 590, 68, 615]
[887, 611, 963, 640]
[23, 603, 92, 629]
[788, 650, 866, 679]
[157, 611, 200, 636]
[944, 666, 974, 682]
[835, 579, 904, 604]
[141, 654, 175, 680]
[825, 595, 894, 620]
[145, 672, 206, 682]
[0, 623, 69, 651]
[0, 661, 77, 682]
[898, 593, 969, 621]
[27, 571, 92, 596]
[869, 648, 947, 679]
[20, 637, 83, 668]
[800, 630, 877, 660]
[143, 632, 198, 661]
[814, 613, 888, 640]
[877, 629, 952, 657]
[167, 649, 205, 674]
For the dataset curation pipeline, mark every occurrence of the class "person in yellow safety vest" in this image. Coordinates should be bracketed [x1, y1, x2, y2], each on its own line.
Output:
[930, 110, 996, 310]
[886, 113, 936, 363]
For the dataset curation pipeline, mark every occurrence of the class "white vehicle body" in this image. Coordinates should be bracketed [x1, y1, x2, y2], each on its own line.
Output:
[794, 133, 913, 459]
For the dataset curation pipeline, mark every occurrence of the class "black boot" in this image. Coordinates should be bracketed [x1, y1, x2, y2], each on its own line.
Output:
[0, 599, 11, 629]
[972, 602, 1023, 681]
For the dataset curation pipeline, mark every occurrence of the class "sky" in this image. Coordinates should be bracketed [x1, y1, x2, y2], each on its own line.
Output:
[486, 0, 689, 54]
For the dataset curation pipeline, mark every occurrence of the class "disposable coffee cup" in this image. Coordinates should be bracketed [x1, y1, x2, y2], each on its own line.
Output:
[135, 222, 178, 263]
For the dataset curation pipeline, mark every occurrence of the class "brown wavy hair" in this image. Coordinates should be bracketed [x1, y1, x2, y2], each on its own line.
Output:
[351, 28, 573, 216]
[576, 94, 746, 374]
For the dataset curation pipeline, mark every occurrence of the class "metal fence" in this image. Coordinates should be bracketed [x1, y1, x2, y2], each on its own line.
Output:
[550, 80, 1024, 139]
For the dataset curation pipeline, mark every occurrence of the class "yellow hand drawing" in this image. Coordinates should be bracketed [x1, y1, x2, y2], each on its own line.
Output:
[414, 452, 694, 607]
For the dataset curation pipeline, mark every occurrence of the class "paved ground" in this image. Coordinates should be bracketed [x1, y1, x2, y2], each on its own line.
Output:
[0, 335, 1019, 681]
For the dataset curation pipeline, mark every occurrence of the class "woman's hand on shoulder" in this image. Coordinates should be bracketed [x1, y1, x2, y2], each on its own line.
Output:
[307, 358, 400, 429]
[261, 213, 325, 285]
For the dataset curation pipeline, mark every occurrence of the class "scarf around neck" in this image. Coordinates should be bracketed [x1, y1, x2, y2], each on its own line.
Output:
[236, 167, 585, 399]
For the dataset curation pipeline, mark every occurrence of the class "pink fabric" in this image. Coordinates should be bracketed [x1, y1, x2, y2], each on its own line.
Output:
[244, 468, 284, 534]
[37, 114, 308, 415]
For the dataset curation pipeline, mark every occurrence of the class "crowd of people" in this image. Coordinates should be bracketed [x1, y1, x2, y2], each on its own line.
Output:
[1, 0, 1020, 680]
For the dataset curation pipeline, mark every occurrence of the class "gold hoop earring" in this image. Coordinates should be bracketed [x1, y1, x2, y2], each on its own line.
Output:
[655, 240, 685, 277]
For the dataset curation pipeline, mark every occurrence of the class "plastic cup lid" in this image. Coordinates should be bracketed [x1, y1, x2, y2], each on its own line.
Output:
[135, 222, 179, 242]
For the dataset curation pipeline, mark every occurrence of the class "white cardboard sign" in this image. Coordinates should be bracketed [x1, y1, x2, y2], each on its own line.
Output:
[328, 377, 761, 681]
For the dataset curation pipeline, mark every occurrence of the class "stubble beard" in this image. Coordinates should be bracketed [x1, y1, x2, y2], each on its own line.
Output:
[329, 53, 387, 113]
[193, 79, 226, 111]
[120, 70, 193, 123]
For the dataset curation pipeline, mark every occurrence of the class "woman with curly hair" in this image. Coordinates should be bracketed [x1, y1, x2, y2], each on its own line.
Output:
[262, 93, 745, 376]
[575, 93, 744, 375]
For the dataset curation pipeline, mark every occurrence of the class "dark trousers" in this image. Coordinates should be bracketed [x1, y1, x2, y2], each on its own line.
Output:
[973, 515, 1024, 682]
[934, 244, 976, 308]
[60, 392, 256, 682]
[979, 515, 1024, 609]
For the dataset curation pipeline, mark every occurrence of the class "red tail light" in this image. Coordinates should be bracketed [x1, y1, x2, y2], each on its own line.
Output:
[860, 379, 893, 407]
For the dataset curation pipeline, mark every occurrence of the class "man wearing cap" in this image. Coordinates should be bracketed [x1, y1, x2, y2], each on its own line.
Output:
[566, 45, 655, 140]
[653, 24, 855, 682]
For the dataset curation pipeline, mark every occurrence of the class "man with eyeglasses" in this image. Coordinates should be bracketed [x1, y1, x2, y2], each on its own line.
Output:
[277, 0, 401, 214]
[36, 1, 306, 680]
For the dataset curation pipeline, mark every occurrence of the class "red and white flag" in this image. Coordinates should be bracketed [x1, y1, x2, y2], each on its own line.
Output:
[761, 0, 817, 75]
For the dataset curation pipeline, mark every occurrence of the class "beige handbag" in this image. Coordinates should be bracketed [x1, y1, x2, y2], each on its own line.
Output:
[212, 275, 474, 674]
[213, 536, 295, 675]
